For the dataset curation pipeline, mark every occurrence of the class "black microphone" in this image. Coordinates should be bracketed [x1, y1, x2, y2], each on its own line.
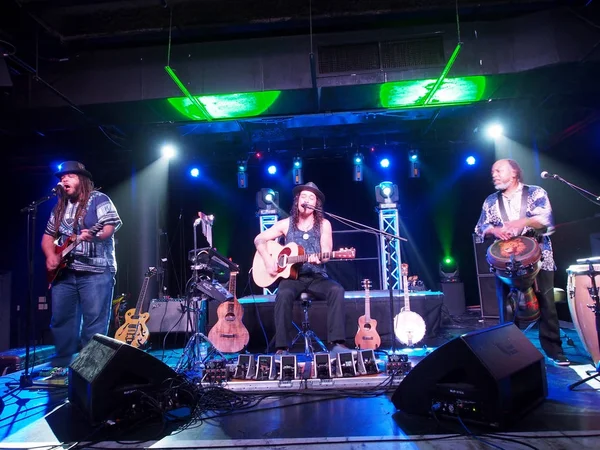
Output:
[301, 203, 315, 210]
[51, 182, 64, 194]
[540, 171, 559, 180]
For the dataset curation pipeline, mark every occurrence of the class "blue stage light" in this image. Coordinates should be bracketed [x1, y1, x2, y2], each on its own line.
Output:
[466, 156, 476, 166]
[380, 158, 390, 168]
[267, 165, 277, 175]
[190, 168, 200, 177]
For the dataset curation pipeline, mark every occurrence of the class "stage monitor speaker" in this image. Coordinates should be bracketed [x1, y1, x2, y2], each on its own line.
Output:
[473, 234, 492, 276]
[478, 274, 499, 318]
[69, 334, 178, 425]
[391, 323, 547, 428]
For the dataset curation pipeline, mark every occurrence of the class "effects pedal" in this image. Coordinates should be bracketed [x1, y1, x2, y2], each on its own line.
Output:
[279, 355, 297, 381]
[233, 354, 255, 380]
[314, 353, 332, 379]
[202, 358, 228, 383]
[357, 349, 379, 375]
[256, 355, 276, 380]
[336, 351, 357, 377]
[387, 353, 412, 376]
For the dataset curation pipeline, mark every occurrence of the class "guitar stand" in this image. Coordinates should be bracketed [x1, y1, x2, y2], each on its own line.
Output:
[291, 294, 328, 357]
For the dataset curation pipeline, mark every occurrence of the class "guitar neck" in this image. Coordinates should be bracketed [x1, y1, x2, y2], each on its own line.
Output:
[228, 272, 238, 300]
[62, 223, 103, 257]
[134, 277, 150, 318]
[288, 251, 334, 264]
[364, 290, 371, 321]
[403, 274, 410, 311]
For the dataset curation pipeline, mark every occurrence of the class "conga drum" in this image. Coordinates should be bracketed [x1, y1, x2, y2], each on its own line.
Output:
[487, 236, 542, 322]
[567, 264, 600, 369]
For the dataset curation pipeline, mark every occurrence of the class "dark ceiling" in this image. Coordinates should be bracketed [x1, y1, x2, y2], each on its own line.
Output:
[1, 0, 600, 168]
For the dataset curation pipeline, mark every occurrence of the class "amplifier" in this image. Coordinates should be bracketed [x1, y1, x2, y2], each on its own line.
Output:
[147, 298, 200, 333]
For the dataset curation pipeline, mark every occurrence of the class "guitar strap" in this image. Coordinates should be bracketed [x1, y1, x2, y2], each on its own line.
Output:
[497, 185, 529, 223]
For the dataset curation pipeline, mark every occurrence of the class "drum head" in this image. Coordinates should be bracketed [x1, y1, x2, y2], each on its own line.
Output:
[487, 236, 541, 267]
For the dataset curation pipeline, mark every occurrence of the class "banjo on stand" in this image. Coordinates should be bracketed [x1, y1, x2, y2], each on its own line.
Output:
[394, 263, 426, 346]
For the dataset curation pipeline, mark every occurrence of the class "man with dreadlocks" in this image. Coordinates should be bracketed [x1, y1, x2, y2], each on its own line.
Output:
[41, 161, 122, 369]
[254, 182, 347, 355]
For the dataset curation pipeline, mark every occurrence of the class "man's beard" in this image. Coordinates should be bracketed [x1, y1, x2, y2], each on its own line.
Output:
[494, 180, 511, 191]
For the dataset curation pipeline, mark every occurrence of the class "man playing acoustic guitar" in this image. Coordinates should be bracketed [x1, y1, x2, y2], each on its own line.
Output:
[41, 161, 122, 372]
[254, 182, 348, 355]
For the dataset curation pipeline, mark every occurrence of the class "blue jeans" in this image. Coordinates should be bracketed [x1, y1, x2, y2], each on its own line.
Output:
[50, 268, 115, 367]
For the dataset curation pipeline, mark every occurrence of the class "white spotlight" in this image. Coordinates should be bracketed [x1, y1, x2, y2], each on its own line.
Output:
[161, 144, 177, 159]
[485, 124, 503, 139]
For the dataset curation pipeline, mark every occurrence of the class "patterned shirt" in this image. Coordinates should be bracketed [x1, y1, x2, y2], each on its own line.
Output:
[474, 184, 556, 271]
[45, 191, 122, 273]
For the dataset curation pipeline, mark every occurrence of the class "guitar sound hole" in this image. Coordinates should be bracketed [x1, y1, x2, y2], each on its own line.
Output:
[364, 323, 371, 330]
[225, 313, 235, 321]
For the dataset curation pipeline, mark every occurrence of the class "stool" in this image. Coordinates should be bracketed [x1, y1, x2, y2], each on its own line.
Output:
[291, 293, 328, 356]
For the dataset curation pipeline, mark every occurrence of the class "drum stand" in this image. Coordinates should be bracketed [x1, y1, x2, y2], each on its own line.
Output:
[568, 261, 600, 390]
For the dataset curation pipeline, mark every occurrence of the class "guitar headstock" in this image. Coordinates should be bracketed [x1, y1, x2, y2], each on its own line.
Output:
[361, 279, 372, 293]
[401, 263, 409, 277]
[335, 247, 356, 260]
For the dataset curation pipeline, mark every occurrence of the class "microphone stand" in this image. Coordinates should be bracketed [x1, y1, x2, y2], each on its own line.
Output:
[546, 174, 600, 205]
[5, 190, 61, 392]
[304, 204, 407, 353]
[546, 176, 600, 388]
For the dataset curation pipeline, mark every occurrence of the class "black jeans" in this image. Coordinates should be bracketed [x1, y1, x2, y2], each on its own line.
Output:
[274, 274, 346, 349]
[495, 269, 563, 358]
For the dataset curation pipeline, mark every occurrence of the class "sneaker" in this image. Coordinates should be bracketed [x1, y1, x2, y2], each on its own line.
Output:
[551, 354, 571, 367]
[39, 367, 68, 378]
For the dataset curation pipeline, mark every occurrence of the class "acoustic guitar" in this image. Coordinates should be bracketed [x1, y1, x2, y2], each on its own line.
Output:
[47, 222, 104, 287]
[355, 279, 381, 350]
[252, 241, 356, 287]
[208, 271, 250, 353]
[114, 267, 156, 348]
[393, 263, 426, 346]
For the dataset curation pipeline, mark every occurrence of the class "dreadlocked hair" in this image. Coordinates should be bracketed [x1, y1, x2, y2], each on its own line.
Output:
[290, 194, 324, 236]
[53, 175, 96, 237]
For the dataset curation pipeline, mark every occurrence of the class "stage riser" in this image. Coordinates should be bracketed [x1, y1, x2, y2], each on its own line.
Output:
[207, 291, 443, 352]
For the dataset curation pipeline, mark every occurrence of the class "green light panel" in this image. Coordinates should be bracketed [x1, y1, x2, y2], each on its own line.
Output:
[380, 76, 487, 109]
[168, 91, 281, 120]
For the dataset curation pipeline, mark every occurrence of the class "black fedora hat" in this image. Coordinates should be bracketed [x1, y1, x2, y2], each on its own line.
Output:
[292, 182, 325, 202]
[55, 161, 93, 180]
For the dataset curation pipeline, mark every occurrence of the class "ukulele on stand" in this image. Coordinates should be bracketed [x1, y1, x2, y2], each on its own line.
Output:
[208, 271, 250, 353]
[393, 263, 426, 346]
[355, 279, 381, 350]
[114, 267, 156, 348]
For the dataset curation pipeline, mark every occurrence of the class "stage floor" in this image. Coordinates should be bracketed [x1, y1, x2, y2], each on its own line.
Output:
[1, 312, 599, 449]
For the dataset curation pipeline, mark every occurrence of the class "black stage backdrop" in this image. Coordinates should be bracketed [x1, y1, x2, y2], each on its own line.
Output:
[1, 136, 599, 347]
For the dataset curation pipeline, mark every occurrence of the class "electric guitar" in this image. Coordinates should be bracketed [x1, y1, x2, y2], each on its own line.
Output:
[114, 268, 156, 348]
[208, 271, 250, 353]
[252, 241, 356, 287]
[46, 222, 104, 287]
[355, 279, 381, 350]
[393, 263, 426, 346]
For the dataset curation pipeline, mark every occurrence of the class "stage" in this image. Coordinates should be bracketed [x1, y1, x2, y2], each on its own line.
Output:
[1, 312, 599, 449]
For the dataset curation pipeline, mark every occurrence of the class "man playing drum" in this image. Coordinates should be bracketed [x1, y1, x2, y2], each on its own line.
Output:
[475, 159, 569, 366]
